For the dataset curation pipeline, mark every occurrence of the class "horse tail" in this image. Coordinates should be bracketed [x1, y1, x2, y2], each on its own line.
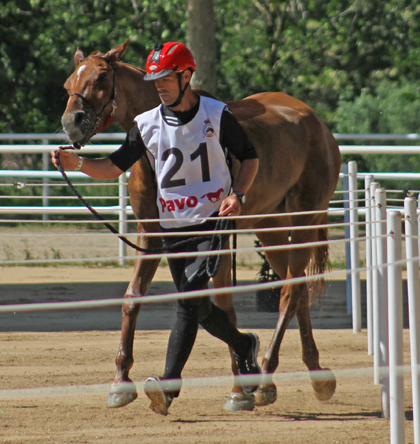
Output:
[307, 212, 331, 304]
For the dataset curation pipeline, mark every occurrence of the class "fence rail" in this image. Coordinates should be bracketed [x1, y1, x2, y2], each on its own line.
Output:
[2, 135, 420, 264]
[2, 134, 419, 441]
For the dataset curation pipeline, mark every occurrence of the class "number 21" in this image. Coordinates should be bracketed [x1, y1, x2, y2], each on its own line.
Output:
[161, 143, 210, 189]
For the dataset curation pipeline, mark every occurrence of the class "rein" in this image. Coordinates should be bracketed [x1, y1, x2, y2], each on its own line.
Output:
[54, 149, 234, 280]
[69, 55, 117, 141]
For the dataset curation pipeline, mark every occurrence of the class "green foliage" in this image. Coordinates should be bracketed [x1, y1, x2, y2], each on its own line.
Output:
[336, 79, 420, 135]
[0, 0, 186, 133]
[216, 0, 420, 126]
[336, 78, 420, 190]
[2, 0, 420, 183]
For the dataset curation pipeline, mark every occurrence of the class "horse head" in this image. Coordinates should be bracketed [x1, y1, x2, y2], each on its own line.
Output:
[61, 40, 130, 146]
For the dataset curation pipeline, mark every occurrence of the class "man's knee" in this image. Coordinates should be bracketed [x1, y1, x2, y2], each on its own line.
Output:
[198, 297, 213, 323]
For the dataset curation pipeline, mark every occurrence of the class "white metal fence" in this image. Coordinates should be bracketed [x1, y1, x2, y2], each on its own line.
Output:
[2, 134, 420, 441]
[2, 133, 420, 264]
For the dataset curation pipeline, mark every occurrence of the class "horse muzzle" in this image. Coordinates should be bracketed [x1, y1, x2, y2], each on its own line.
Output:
[61, 110, 95, 146]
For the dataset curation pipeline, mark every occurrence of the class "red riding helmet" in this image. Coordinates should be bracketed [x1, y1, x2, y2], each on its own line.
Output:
[144, 42, 196, 81]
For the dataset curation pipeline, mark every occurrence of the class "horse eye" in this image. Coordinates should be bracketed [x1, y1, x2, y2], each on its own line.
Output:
[98, 73, 108, 82]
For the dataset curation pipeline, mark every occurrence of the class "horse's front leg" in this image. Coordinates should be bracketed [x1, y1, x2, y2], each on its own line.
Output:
[254, 280, 302, 406]
[108, 232, 161, 408]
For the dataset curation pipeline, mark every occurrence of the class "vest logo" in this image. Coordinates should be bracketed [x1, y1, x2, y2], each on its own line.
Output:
[201, 188, 224, 203]
[203, 119, 214, 137]
[160, 196, 198, 212]
[159, 188, 225, 212]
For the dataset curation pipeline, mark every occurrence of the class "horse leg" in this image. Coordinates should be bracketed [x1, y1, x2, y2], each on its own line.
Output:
[108, 232, 161, 408]
[254, 218, 335, 406]
[254, 278, 299, 406]
[211, 250, 255, 411]
[295, 287, 336, 401]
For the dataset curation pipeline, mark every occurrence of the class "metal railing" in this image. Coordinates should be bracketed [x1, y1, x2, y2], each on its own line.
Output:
[2, 134, 420, 264]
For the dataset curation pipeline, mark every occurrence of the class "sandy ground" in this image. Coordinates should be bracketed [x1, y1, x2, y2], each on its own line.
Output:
[0, 328, 415, 444]
[0, 226, 415, 443]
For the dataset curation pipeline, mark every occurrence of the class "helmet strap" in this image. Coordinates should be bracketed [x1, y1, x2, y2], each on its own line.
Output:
[168, 72, 189, 108]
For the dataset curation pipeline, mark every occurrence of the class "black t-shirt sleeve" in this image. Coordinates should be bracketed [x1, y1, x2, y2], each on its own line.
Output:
[220, 108, 258, 161]
[108, 123, 147, 172]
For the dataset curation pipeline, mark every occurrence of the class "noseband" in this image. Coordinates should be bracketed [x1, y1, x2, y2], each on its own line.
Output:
[69, 55, 117, 140]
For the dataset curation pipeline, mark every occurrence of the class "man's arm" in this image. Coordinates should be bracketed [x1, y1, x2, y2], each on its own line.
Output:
[218, 107, 259, 217]
[51, 123, 146, 180]
[218, 157, 259, 217]
[51, 149, 123, 179]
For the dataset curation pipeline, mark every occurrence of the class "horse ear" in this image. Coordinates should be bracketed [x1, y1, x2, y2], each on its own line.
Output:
[104, 40, 130, 63]
[74, 48, 86, 66]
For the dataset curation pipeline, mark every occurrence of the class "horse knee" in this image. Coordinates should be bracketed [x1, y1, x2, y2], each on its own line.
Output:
[122, 299, 141, 318]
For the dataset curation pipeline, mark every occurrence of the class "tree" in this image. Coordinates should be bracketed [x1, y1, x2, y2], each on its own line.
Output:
[3, 0, 420, 137]
[0, 0, 186, 134]
[187, 0, 217, 95]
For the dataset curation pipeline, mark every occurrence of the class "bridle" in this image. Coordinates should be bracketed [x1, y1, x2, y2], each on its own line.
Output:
[69, 55, 117, 144]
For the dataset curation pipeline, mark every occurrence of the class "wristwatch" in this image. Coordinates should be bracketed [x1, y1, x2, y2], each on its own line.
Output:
[231, 191, 246, 204]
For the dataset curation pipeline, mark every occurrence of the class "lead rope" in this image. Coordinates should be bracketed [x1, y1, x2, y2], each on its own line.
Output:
[54, 149, 234, 280]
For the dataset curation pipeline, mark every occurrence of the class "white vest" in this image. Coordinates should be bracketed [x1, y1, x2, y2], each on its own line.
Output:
[135, 97, 232, 228]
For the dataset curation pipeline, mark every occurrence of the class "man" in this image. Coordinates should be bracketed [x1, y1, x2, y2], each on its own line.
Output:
[52, 42, 260, 416]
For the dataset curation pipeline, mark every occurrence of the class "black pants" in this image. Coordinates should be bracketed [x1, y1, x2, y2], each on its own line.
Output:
[160, 218, 250, 396]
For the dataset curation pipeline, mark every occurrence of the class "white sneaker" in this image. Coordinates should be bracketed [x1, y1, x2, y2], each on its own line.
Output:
[144, 377, 173, 416]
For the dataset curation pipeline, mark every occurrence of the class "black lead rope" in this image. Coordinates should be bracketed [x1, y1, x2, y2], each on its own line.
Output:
[55, 150, 152, 253]
[54, 150, 236, 281]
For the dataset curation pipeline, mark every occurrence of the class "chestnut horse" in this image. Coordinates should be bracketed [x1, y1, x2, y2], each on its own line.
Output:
[61, 40, 341, 411]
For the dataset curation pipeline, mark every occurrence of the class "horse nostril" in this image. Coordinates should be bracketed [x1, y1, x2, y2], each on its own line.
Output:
[74, 110, 86, 127]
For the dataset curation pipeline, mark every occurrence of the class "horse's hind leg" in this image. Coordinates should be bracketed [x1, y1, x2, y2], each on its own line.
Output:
[254, 218, 336, 406]
[295, 291, 336, 400]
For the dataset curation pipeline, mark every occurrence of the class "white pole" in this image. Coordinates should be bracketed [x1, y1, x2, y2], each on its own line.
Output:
[387, 210, 405, 444]
[118, 172, 128, 266]
[349, 161, 361, 332]
[375, 188, 389, 418]
[405, 196, 420, 444]
[370, 182, 380, 375]
[42, 138, 50, 221]
[418, 196, 420, 256]
[365, 175, 374, 354]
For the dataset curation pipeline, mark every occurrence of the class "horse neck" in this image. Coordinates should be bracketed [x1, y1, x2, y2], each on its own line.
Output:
[115, 63, 161, 132]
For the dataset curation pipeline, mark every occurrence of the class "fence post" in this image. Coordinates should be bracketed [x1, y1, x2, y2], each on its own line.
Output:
[365, 175, 374, 354]
[418, 196, 420, 256]
[42, 138, 49, 221]
[342, 163, 352, 314]
[374, 187, 389, 418]
[370, 181, 380, 360]
[118, 172, 128, 265]
[387, 210, 405, 443]
[349, 161, 361, 332]
[404, 196, 420, 444]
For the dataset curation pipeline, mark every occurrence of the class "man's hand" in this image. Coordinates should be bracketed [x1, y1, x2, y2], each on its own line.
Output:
[218, 194, 241, 217]
[51, 148, 81, 171]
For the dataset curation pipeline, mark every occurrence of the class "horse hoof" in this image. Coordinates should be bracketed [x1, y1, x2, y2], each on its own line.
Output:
[310, 368, 336, 401]
[223, 392, 255, 411]
[107, 382, 138, 408]
[254, 384, 277, 406]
